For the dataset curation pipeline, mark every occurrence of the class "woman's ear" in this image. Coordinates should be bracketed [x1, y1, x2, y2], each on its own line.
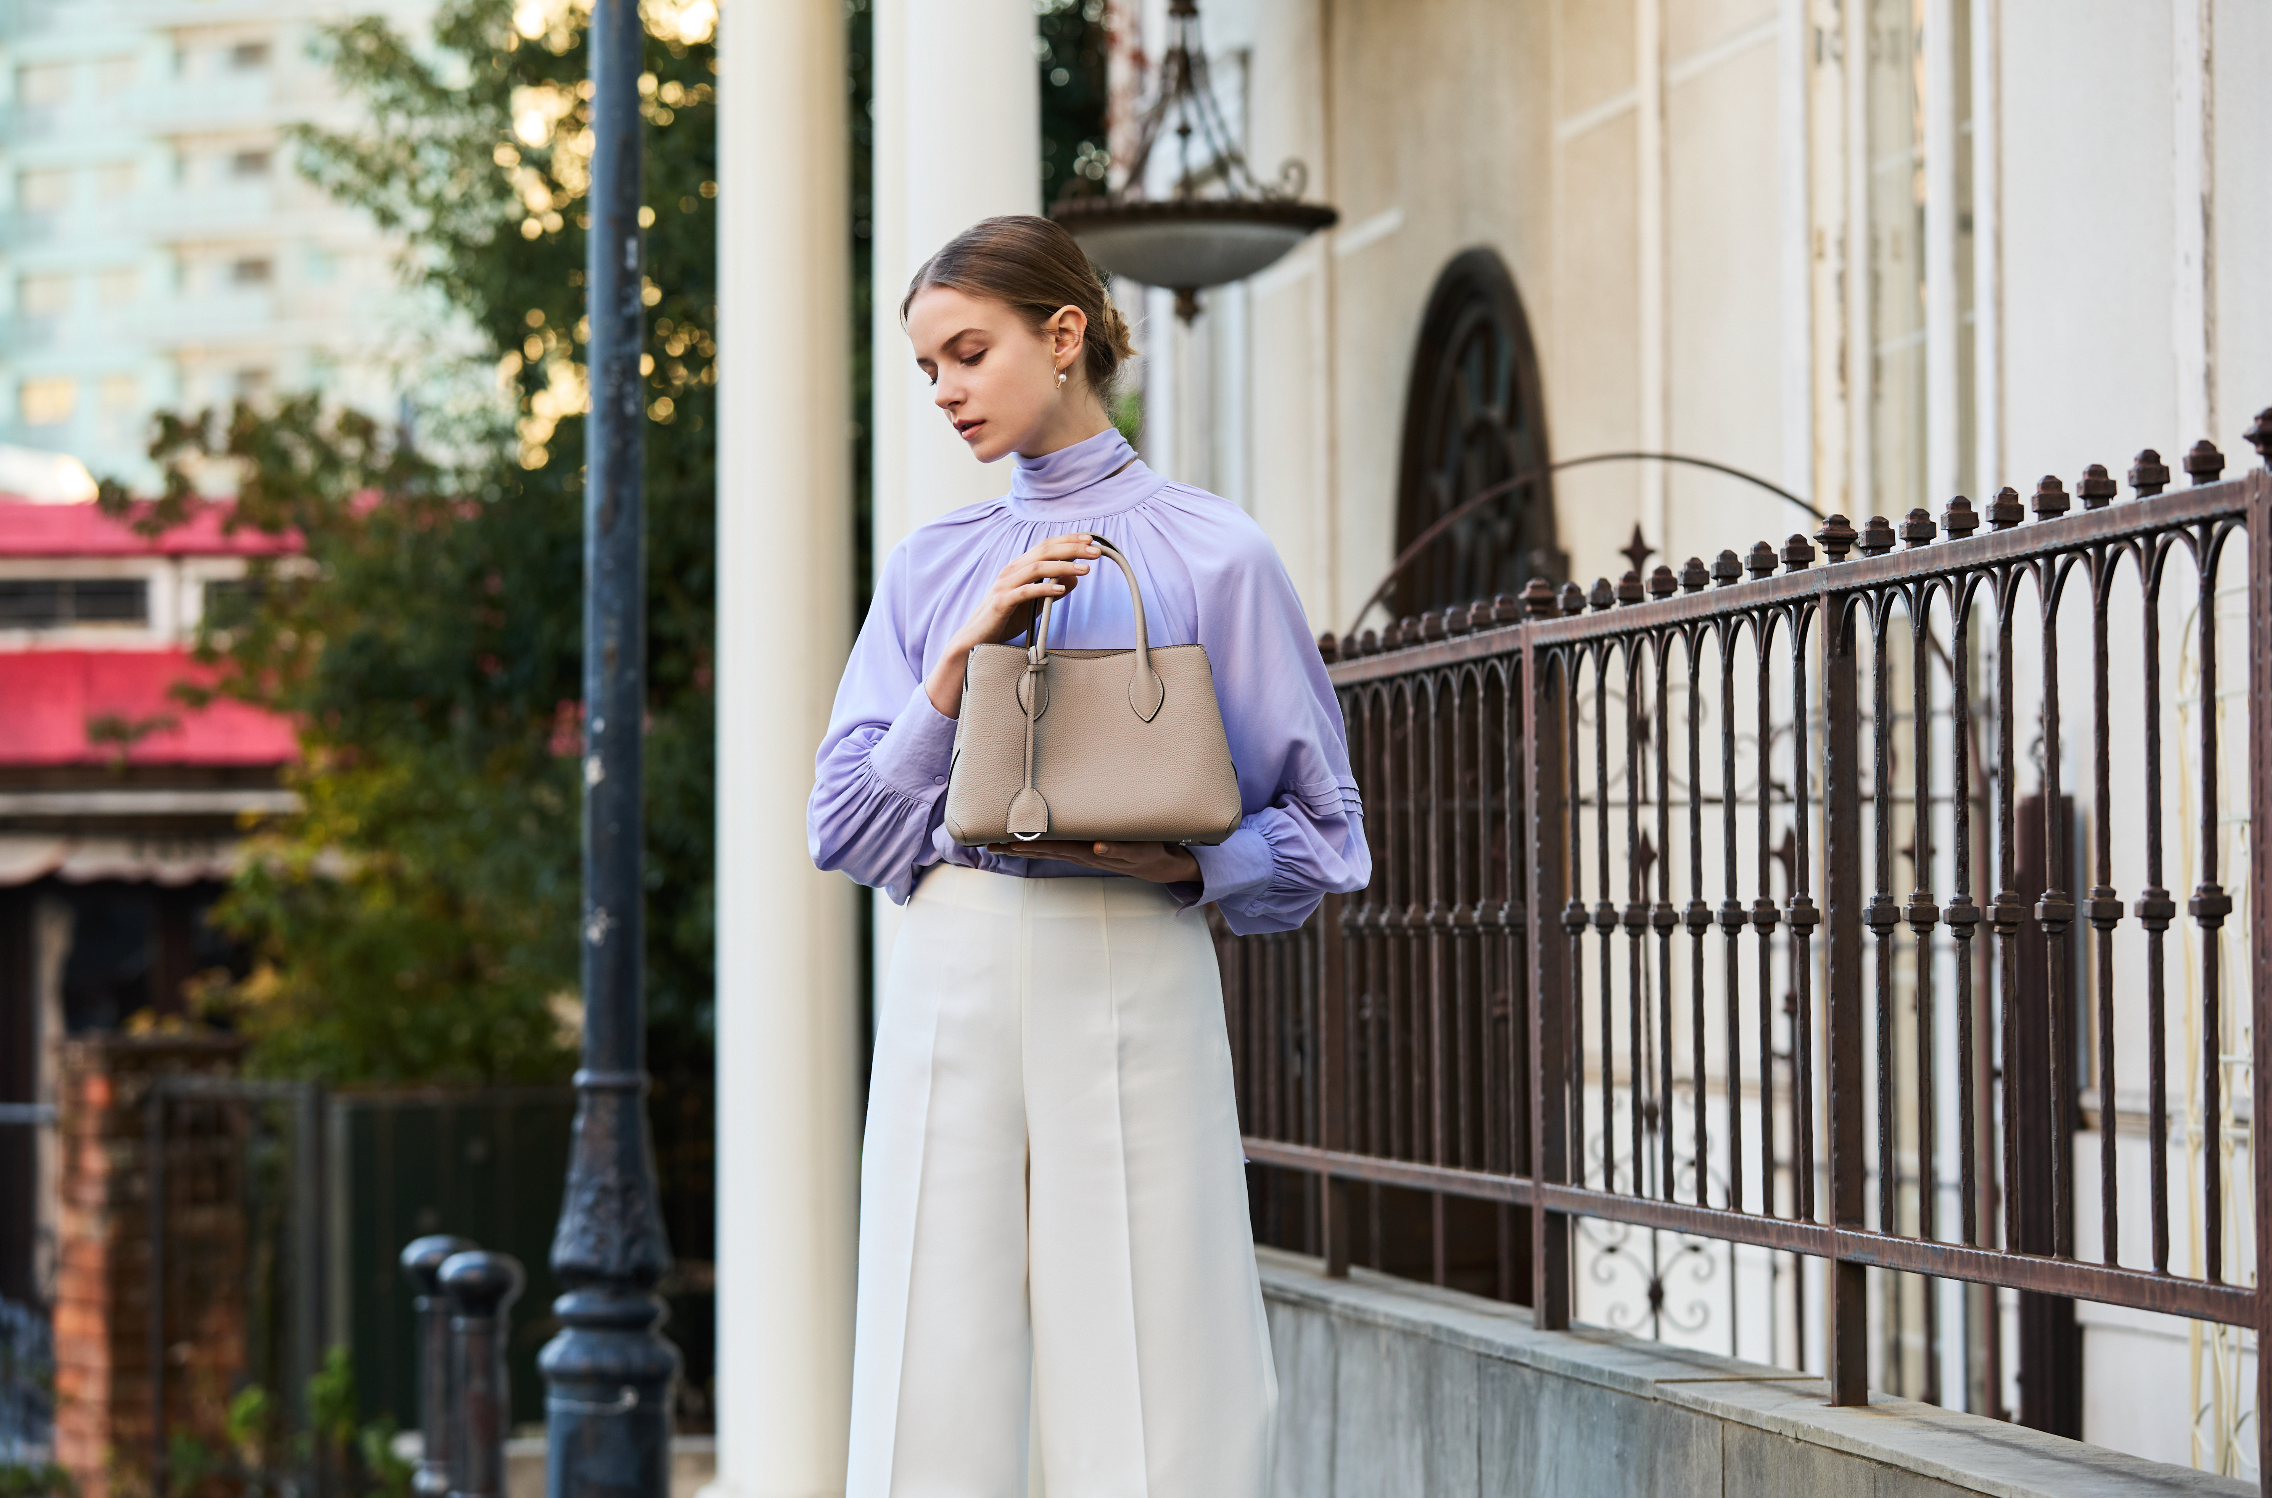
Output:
[1047, 304, 1089, 369]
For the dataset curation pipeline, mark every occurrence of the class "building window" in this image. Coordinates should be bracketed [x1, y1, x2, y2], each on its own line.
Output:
[16, 63, 72, 107]
[1391, 249, 1561, 621]
[228, 41, 271, 70]
[97, 375, 140, 444]
[17, 169, 72, 212]
[229, 256, 274, 286]
[233, 368, 272, 400]
[95, 55, 137, 94]
[0, 579, 149, 628]
[97, 269, 138, 308]
[229, 149, 271, 178]
[200, 578, 265, 630]
[19, 274, 72, 317]
[18, 377, 76, 427]
[96, 161, 136, 200]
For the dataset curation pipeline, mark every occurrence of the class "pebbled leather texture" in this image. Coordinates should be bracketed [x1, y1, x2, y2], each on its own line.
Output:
[945, 537, 1244, 847]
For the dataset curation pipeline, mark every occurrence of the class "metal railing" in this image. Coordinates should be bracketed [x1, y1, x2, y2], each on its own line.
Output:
[1218, 417, 2271, 1471]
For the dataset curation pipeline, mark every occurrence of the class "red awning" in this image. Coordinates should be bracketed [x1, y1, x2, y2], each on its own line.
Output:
[0, 498, 298, 558]
[0, 649, 297, 767]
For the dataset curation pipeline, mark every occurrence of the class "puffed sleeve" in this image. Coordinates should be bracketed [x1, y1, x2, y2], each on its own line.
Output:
[807, 541, 957, 903]
[1180, 521, 1370, 935]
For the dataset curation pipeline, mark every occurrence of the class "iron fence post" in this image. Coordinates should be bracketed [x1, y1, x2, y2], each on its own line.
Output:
[1318, 890, 1351, 1278]
[1526, 634, 1572, 1329]
[539, 0, 681, 1493]
[295, 1084, 328, 1498]
[2242, 422, 2270, 1487]
[402, 1236, 478, 1498]
[442, 1251, 524, 1498]
[1822, 592, 1868, 1405]
[146, 1084, 166, 1498]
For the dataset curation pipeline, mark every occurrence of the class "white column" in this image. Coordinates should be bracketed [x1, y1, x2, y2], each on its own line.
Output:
[1923, 0, 1963, 504]
[713, 0, 858, 1494]
[866, 0, 1039, 978]
[1776, 0, 1813, 503]
[1969, 0, 2002, 493]
[869, 0, 1042, 562]
[1634, 0, 1668, 555]
[2170, 0, 2216, 443]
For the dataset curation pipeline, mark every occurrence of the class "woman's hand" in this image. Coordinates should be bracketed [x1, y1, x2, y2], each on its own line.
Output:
[984, 840, 1201, 885]
[924, 533, 1102, 718]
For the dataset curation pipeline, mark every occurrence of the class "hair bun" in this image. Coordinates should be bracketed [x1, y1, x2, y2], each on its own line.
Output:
[1097, 295, 1138, 362]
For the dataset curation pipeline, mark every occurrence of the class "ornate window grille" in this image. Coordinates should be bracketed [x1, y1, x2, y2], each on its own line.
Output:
[1392, 249, 1563, 622]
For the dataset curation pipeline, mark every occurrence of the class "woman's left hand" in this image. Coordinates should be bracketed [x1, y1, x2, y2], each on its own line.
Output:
[985, 840, 1201, 885]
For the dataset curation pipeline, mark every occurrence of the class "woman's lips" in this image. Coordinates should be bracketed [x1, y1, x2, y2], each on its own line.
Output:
[955, 419, 984, 440]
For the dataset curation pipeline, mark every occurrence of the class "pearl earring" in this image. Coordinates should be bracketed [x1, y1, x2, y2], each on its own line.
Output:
[1056, 370, 1067, 388]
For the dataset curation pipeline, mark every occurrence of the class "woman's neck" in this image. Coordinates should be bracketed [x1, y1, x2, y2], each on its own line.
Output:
[1013, 395, 1114, 460]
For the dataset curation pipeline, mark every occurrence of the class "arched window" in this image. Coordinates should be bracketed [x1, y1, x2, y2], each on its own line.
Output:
[1393, 250, 1561, 620]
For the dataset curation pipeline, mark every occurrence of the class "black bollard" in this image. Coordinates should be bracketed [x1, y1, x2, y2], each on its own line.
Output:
[401, 1236, 478, 1498]
[440, 1250, 524, 1498]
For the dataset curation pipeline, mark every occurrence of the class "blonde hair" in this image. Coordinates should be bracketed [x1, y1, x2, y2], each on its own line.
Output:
[901, 215, 1138, 396]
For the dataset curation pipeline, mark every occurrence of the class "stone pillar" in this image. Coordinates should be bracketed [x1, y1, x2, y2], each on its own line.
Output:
[711, 0, 860, 1494]
[52, 1036, 247, 1498]
[864, 0, 1041, 994]
[868, 0, 1042, 558]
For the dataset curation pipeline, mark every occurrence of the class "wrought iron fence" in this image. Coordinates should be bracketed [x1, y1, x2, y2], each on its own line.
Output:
[1218, 418, 2271, 1472]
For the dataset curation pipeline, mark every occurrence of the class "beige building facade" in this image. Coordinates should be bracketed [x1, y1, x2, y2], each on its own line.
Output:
[712, 0, 2270, 1491]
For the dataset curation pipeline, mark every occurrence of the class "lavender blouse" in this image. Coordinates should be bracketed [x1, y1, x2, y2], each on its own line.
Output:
[808, 427, 1370, 935]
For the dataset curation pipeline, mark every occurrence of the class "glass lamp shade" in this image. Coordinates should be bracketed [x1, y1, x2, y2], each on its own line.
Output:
[1050, 197, 1339, 292]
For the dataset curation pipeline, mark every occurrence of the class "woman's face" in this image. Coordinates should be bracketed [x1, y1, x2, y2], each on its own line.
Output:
[906, 284, 1086, 463]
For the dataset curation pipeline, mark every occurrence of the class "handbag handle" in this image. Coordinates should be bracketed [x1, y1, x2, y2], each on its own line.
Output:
[1026, 534, 1165, 722]
[1002, 535, 1163, 840]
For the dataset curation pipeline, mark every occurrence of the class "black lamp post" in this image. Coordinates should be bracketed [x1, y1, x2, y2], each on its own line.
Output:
[539, 0, 680, 1493]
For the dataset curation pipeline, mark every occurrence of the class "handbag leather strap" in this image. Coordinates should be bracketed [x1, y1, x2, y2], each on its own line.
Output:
[1027, 535, 1165, 719]
[1006, 535, 1165, 841]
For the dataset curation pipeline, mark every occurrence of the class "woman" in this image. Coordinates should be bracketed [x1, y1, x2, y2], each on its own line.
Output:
[809, 215, 1369, 1497]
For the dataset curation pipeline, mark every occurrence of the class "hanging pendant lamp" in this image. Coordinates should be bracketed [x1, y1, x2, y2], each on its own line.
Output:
[1049, 0, 1337, 321]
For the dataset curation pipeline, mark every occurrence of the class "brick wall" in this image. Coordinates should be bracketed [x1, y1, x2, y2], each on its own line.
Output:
[53, 1036, 250, 1498]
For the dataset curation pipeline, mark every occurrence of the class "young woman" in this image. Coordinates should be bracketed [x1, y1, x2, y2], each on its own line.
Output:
[809, 215, 1369, 1497]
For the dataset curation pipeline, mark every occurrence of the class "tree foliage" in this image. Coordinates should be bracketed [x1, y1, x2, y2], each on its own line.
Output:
[116, 0, 718, 1085]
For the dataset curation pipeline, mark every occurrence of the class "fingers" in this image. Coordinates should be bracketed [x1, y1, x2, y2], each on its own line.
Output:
[1027, 534, 1104, 562]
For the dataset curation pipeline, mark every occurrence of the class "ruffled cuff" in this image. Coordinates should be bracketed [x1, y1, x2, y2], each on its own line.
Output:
[1188, 824, 1273, 910]
[867, 683, 960, 800]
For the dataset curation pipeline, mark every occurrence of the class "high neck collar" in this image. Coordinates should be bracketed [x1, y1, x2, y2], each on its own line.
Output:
[1010, 427, 1137, 501]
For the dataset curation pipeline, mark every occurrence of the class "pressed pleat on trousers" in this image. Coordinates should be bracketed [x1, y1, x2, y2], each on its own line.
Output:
[846, 864, 1276, 1498]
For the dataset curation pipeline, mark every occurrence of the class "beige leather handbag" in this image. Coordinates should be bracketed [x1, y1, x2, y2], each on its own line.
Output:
[944, 535, 1243, 848]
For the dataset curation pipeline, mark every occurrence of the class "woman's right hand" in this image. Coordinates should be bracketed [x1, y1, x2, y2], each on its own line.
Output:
[924, 533, 1102, 719]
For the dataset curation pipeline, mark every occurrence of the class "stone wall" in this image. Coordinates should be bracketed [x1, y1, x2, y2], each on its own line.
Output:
[1259, 1248, 2248, 1498]
[53, 1036, 249, 1498]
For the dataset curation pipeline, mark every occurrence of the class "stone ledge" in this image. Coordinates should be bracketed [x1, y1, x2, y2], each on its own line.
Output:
[1256, 1247, 2248, 1498]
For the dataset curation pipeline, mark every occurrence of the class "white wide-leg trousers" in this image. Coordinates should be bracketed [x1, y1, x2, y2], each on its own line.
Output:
[846, 865, 1275, 1498]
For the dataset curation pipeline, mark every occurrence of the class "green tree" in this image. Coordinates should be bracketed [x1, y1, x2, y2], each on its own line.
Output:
[118, 0, 719, 1098]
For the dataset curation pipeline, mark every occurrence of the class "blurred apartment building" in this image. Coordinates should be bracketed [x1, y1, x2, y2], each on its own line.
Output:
[0, 0, 439, 493]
